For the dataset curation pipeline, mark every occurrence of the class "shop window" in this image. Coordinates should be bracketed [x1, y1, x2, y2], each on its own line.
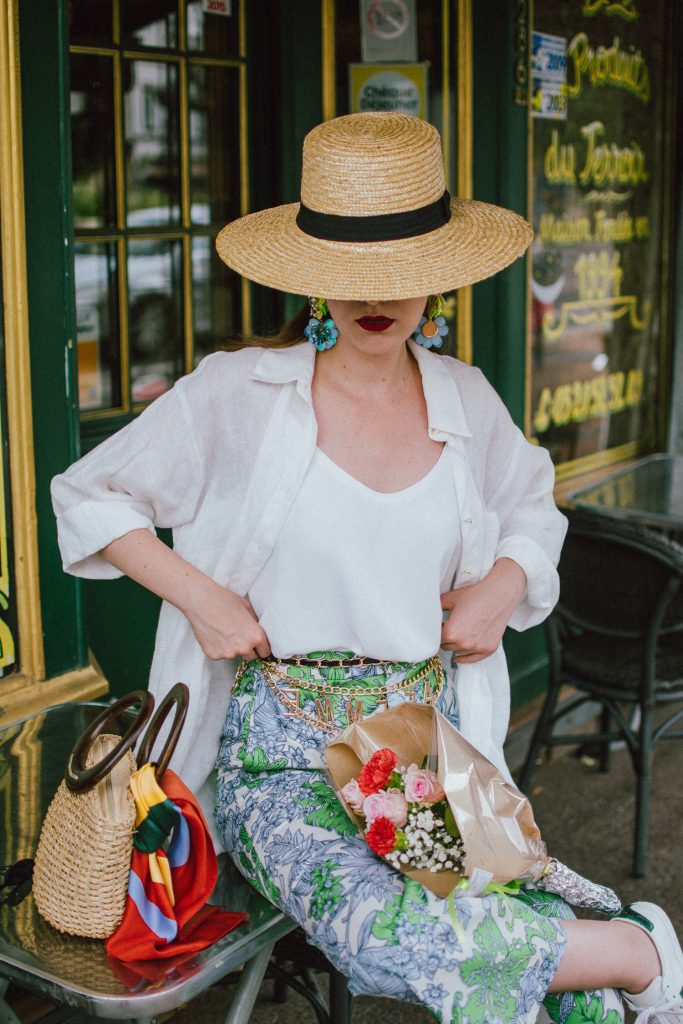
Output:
[69, 0, 247, 421]
[528, 0, 674, 478]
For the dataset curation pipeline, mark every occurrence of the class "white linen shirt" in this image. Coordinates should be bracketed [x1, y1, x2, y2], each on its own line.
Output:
[51, 340, 567, 844]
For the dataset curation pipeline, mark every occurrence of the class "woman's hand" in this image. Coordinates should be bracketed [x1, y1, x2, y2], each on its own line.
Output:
[185, 578, 271, 662]
[440, 558, 526, 663]
[101, 529, 271, 662]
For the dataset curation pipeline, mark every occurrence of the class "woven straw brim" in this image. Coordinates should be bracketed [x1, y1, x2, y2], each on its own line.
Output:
[216, 197, 533, 300]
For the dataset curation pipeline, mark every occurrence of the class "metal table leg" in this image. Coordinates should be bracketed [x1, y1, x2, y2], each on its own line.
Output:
[222, 941, 275, 1024]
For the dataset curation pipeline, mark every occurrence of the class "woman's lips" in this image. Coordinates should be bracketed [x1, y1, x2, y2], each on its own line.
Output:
[356, 316, 395, 332]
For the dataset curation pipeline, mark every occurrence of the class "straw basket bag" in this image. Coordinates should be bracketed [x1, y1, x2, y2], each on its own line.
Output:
[33, 685, 188, 939]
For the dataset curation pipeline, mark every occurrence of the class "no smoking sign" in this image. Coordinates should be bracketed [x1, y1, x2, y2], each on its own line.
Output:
[361, 0, 417, 62]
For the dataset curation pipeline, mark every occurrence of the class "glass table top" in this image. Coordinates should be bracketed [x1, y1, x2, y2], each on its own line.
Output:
[568, 454, 683, 530]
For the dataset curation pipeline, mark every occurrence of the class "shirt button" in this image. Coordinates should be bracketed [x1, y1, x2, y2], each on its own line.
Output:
[462, 568, 473, 576]
[463, 517, 472, 524]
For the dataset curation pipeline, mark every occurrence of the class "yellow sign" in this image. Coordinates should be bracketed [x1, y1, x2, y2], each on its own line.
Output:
[349, 63, 428, 119]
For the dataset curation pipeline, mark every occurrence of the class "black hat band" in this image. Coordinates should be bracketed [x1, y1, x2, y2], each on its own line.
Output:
[296, 190, 452, 243]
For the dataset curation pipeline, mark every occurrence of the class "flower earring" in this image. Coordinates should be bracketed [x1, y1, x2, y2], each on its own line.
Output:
[304, 297, 338, 351]
[413, 295, 449, 350]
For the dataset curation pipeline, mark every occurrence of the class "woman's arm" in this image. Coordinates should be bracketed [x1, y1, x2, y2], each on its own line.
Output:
[440, 557, 526, 663]
[102, 529, 271, 662]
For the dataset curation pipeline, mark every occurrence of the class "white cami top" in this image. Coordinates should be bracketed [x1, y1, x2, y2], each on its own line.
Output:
[248, 446, 461, 661]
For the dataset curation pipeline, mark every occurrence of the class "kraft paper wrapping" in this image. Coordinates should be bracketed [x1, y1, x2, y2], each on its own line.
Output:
[326, 703, 549, 898]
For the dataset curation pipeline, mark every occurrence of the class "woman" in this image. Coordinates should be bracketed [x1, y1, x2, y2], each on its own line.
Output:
[52, 113, 682, 1024]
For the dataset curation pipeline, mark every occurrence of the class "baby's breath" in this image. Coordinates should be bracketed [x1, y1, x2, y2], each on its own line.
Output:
[384, 802, 465, 873]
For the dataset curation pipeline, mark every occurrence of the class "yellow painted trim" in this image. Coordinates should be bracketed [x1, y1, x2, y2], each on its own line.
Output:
[178, 0, 187, 52]
[70, 44, 118, 56]
[0, 0, 44, 680]
[122, 50, 181, 63]
[321, 0, 336, 122]
[0, 662, 109, 730]
[456, 0, 473, 365]
[187, 55, 244, 69]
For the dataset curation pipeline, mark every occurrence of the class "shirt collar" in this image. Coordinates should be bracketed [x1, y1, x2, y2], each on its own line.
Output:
[250, 342, 315, 386]
[250, 339, 471, 438]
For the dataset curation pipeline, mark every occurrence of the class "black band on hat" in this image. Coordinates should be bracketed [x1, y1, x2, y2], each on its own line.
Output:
[296, 190, 452, 242]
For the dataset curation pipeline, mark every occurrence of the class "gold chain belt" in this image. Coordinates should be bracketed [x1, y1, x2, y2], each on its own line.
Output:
[254, 655, 444, 734]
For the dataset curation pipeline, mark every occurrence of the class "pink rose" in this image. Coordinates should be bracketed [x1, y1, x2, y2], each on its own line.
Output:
[341, 778, 365, 812]
[403, 765, 445, 804]
[362, 788, 408, 827]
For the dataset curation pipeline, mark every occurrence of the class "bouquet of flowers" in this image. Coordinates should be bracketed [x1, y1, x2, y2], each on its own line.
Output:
[341, 747, 466, 875]
[327, 703, 621, 913]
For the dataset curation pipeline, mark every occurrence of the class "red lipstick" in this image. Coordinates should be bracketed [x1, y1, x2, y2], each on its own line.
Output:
[356, 316, 395, 332]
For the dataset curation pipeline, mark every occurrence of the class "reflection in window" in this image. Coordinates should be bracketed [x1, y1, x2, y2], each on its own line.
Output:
[128, 238, 183, 403]
[124, 61, 181, 227]
[75, 243, 121, 411]
[71, 55, 116, 230]
[187, 0, 239, 57]
[122, 0, 178, 49]
[189, 64, 240, 226]
[192, 236, 239, 362]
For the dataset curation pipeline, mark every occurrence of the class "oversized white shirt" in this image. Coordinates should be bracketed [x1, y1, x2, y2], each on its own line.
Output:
[51, 340, 567, 844]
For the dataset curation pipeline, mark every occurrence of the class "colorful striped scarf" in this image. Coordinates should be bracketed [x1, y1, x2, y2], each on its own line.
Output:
[106, 764, 245, 963]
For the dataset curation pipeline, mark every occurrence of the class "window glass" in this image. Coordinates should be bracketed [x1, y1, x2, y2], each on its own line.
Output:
[189, 63, 241, 227]
[128, 237, 184, 403]
[187, 0, 240, 57]
[75, 242, 121, 411]
[122, 0, 178, 49]
[529, 1, 668, 472]
[192, 235, 240, 362]
[69, 0, 114, 47]
[124, 60, 181, 227]
[71, 54, 117, 230]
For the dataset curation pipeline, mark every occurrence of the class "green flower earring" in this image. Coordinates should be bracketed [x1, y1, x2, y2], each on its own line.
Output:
[304, 297, 338, 351]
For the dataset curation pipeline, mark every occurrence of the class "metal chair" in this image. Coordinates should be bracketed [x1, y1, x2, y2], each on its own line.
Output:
[518, 508, 683, 877]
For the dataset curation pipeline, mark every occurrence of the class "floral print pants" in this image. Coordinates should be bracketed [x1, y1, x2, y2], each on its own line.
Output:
[215, 657, 624, 1024]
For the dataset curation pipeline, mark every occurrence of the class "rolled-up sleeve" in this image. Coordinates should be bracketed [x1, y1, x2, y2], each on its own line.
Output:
[483, 399, 567, 630]
[51, 375, 205, 579]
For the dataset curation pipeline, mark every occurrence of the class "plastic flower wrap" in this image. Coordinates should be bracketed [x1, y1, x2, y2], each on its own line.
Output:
[327, 703, 621, 913]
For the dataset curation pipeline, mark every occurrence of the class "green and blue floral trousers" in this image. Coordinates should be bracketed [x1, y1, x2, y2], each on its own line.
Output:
[215, 656, 624, 1024]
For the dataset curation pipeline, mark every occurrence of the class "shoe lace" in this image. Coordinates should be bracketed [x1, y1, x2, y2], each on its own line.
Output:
[633, 992, 683, 1024]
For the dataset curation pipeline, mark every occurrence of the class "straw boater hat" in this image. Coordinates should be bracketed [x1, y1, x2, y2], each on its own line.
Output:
[216, 112, 532, 301]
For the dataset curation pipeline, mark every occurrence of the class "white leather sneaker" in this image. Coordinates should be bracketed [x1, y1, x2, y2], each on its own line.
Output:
[612, 902, 683, 1023]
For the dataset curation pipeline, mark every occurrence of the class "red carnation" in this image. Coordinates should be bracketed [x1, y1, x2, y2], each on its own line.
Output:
[365, 816, 397, 856]
[357, 747, 399, 796]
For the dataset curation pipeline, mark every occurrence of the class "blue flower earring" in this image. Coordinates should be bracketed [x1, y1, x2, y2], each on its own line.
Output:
[304, 297, 338, 351]
[413, 295, 449, 349]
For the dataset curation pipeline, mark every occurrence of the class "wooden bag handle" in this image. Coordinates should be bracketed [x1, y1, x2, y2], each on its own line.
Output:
[65, 690, 154, 792]
[136, 682, 189, 781]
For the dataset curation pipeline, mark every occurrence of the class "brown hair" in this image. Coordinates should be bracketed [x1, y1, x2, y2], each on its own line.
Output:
[223, 302, 309, 351]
